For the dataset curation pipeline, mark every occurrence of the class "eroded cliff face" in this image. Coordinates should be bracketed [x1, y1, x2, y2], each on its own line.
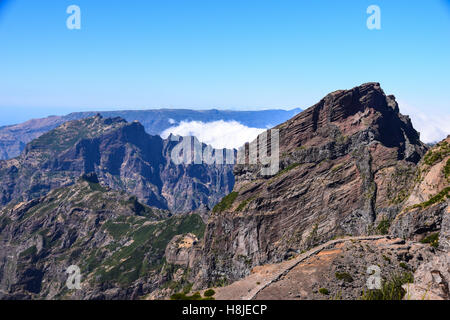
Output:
[165, 233, 201, 269]
[0, 115, 234, 214]
[0, 174, 208, 300]
[201, 83, 429, 285]
[390, 136, 449, 250]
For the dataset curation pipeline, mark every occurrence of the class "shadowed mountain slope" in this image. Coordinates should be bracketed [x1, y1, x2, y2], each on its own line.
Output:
[0, 174, 205, 299]
[0, 109, 302, 160]
[0, 115, 234, 214]
[201, 83, 429, 284]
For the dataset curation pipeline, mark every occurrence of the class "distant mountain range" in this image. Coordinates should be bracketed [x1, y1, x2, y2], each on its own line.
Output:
[0, 115, 234, 214]
[0, 85, 448, 300]
[0, 108, 301, 160]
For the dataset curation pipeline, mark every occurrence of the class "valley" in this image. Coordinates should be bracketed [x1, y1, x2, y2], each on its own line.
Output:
[0, 83, 448, 300]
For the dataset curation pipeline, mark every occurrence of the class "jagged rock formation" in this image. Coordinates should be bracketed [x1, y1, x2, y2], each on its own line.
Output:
[165, 233, 201, 268]
[201, 83, 429, 285]
[0, 115, 234, 214]
[1, 83, 448, 300]
[0, 109, 302, 160]
[388, 137, 450, 300]
[403, 253, 449, 300]
[0, 175, 205, 299]
[390, 137, 450, 244]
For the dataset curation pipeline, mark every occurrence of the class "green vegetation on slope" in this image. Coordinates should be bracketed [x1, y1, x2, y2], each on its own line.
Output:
[335, 272, 354, 283]
[409, 187, 450, 210]
[423, 140, 449, 166]
[360, 272, 414, 300]
[170, 291, 215, 300]
[0, 175, 205, 297]
[274, 162, 300, 178]
[376, 219, 391, 235]
[235, 196, 257, 212]
[444, 158, 450, 181]
[94, 214, 205, 286]
[420, 233, 439, 248]
[213, 192, 238, 213]
[28, 117, 125, 154]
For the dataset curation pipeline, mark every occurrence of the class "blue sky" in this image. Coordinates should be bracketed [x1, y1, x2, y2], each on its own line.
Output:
[0, 0, 449, 141]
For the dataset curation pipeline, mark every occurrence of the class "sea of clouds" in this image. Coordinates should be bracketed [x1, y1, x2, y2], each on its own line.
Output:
[161, 103, 450, 150]
[399, 102, 450, 144]
[161, 120, 267, 149]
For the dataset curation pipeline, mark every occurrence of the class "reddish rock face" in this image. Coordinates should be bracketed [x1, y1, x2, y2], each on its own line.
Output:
[201, 83, 428, 285]
[211, 237, 436, 301]
[276, 83, 423, 160]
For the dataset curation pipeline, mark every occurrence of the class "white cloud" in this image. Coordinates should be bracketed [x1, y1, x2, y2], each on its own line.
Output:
[161, 120, 266, 149]
[399, 101, 450, 143]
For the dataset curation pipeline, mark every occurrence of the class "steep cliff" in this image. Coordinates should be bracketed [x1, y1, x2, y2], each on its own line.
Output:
[0, 115, 234, 214]
[0, 174, 205, 299]
[390, 136, 449, 245]
[201, 83, 429, 284]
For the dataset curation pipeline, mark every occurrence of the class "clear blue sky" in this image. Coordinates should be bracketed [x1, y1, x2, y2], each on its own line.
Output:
[0, 0, 449, 127]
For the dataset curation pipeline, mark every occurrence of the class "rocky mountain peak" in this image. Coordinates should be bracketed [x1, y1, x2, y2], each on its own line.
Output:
[24, 115, 129, 157]
[202, 83, 432, 285]
[276, 83, 425, 163]
[0, 116, 234, 214]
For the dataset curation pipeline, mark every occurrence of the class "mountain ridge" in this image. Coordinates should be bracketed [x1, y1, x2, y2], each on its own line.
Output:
[0, 108, 302, 160]
[0, 115, 234, 214]
[199, 82, 432, 285]
[1, 83, 448, 300]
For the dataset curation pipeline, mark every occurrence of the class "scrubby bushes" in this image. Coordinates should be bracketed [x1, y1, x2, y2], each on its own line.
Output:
[170, 290, 215, 300]
[204, 289, 216, 297]
[360, 272, 414, 300]
[318, 288, 329, 295]
[213, 192, 238, 213]
[420, 233, 439, 248]
[335, 272, 354, 283]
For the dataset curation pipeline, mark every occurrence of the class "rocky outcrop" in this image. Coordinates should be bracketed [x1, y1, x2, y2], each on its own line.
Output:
[0, 115, 234, 214]
[440, 207, 450, 251]
[165, 233, 201, 268]
[390, 203, 448, 242]
[387, 138, 450, 300]
[403, 253, 450, 300]
[201, 83, 428, 285]
[0, 175, 205, 299]
[390, 136, 449, 248]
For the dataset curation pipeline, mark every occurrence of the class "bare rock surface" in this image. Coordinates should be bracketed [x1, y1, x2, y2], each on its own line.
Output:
[0, 175, 206, 299]
[211, 236, 436, 300]
[0, 115, 234, 214]
[165, 233, 201, 268]
[403, 252, 450, 300]
[202, 83, 428, 286]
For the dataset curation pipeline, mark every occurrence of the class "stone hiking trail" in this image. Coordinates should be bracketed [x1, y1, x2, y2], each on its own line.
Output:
[216, 235, 388, 300]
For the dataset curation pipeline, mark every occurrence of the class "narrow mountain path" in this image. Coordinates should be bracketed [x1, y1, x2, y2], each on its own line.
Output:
[213, 235, 388, 300]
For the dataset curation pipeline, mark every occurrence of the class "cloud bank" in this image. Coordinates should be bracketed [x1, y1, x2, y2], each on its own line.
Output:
[161, 120, 266, 149]
[160, 103, 450, 149]
[399, 102, 450, 143]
